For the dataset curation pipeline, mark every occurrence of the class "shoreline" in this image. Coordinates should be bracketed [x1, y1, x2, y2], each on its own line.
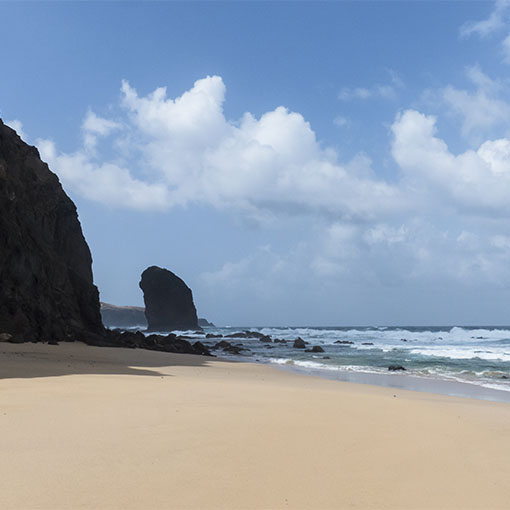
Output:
[264, 357, 510, 403]
[1, 342, 510, 509]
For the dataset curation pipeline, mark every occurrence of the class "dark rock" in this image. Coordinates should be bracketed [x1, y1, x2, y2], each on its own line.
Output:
[388, 365, 406, 371]
[0, 120, 104, 343]
[0, 332, 12, 342]
[213, 340, 234, 350]
[139, 266, 199, 332]
[206, 333, 223, 339]
[8, 334, 26, 344]
[501, 375, 509, 380]
[259, 335, 272, 343]
[362, 342, 374, 346]
[100, 302, 147, 328]
[293, 337, 307, 349]
[305, 345, 325, 353]
[191, 341, 210, 356]
[334, 340, 354, 345]
[400, 338, 408, 342]
[322, 356, 330, 359]
[244, 330, 265, 338]
[273, 338, 287, 343]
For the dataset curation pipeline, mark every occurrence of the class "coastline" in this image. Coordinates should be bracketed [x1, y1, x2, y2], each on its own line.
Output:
[265, 356, 510, 403]
[1, 342, 510, 509]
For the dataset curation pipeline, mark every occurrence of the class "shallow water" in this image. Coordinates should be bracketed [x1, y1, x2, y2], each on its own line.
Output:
[163, 325, 510, 401]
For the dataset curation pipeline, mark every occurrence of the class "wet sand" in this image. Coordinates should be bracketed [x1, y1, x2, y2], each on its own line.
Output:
[1, 342, 510, 509]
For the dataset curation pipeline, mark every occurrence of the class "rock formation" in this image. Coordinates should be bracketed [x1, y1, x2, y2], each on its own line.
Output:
[198, 318, 215, 327]
[100, 302, 147, 328]
[0, 119, 104, 343]
[139, 266, 199, 331]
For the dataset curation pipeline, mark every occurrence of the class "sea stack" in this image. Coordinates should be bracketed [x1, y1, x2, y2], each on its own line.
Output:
[0, 119, 104, 342]
[139, 266, 199, 331]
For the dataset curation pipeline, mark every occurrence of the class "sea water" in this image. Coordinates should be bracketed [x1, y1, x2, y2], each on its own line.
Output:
[166, 325, 510, 401]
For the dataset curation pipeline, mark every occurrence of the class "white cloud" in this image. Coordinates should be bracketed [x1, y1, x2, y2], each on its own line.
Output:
[38, 76, 401, 220]
[392, 109, 510, 216]
[441, 66, 509, 137]
[37, 138, 172, 210]
[460, 0, 510, 38]
[82, 111, 121, 151]
[6, 119, 27, 140]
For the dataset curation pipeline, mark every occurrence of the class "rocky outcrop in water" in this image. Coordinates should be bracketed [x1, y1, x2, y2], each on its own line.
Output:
[100, 302, 147, 328]
[139, 266, 199, 331]
[0, 119, 104, 343]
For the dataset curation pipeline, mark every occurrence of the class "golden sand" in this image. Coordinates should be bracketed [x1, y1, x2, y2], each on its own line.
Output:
[1, 342, 509, 509]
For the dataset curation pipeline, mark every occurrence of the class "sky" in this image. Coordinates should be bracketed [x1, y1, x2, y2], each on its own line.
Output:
[2, 1, 510, 326]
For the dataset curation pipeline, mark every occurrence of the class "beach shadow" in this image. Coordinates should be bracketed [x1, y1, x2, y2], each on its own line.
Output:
[0, 342, 233, 380]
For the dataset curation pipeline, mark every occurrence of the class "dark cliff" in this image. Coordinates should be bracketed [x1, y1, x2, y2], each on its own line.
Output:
[0, 119, 104, 342]
[139, 266, 199, 331]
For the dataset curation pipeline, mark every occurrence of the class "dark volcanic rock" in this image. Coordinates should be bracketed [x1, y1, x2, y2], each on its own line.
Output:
[0, 119, 104, 343]
[103, 329, 212, 356]
[388, 365, 406, 371]
[293, 337, 307, 349]
[139, 266, 199, 332]
[212, 339, 244, 355]
[334, 340, 354, 345]
[305, 345, 325, 353]
[206, 333, 223, 339]
[100, 302, 147, 328]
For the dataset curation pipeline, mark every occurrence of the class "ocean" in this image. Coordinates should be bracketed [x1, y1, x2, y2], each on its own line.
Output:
[169, 325, 510, 401]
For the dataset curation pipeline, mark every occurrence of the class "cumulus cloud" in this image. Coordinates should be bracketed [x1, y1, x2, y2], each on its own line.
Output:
[38, 76, 401, 220]
[391, 109, 510, 216]
[441, 66, 510, 137]
[82, 111, 121, 152]
[37, 138, 172, 210]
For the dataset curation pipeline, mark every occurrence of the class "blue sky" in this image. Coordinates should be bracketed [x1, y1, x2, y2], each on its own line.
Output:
[2, 1, 510, 326]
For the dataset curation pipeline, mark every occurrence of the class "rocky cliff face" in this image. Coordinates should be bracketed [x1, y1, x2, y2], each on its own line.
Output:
[139, 266, 199, 331]
[0, 119, 104, 342]
[100, 302, 147, 328]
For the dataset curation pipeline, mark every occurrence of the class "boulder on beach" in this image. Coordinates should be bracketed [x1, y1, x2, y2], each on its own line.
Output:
[388, 365, 406, 371]
[0, 119, 104, 343]
[139, 266, 199, 332]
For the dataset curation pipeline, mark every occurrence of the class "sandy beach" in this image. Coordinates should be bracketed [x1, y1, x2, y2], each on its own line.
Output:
[1, 342, 510, 510]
